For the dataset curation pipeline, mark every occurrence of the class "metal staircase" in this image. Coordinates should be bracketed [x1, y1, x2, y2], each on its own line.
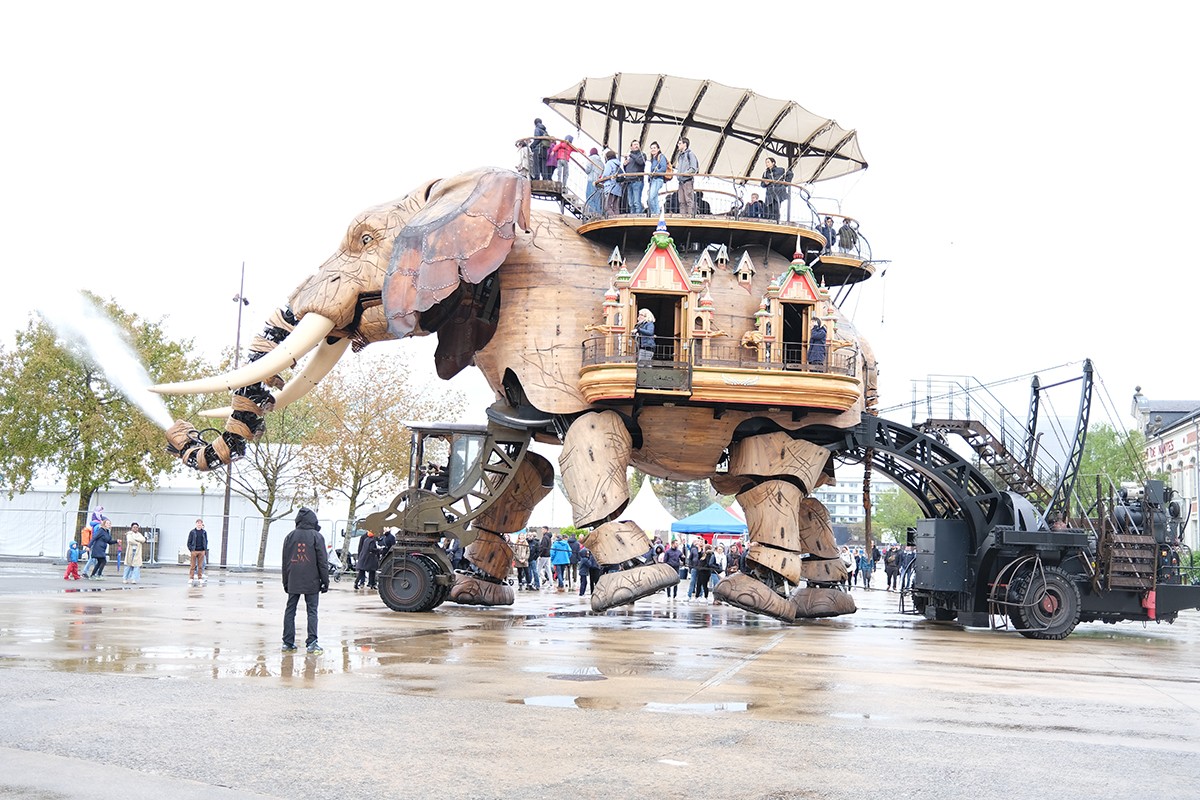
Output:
[531, 179, 588, 219]
[918, 418, 1052, 508]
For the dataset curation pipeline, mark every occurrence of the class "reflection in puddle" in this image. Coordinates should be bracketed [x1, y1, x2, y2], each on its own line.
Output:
[521, 695, 579, 708]
[548, 666, 606, 681]
[644, 701, 749, 714]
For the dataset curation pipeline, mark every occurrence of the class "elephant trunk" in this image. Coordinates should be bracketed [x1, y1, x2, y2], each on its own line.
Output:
[164, 307, 306, 470]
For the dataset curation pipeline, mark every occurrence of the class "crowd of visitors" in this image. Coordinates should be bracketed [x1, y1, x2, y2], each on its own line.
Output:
[839, 543, 917, 591]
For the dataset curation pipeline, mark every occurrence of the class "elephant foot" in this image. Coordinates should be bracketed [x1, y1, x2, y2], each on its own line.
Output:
[590, 563, 679, 613]
[713, 572, 796, 623]
[448, 573, 515, 606]
[789, 586, 857, 618]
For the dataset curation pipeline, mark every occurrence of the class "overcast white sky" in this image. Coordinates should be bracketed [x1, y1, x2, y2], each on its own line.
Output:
[4, 2, 1197, 440]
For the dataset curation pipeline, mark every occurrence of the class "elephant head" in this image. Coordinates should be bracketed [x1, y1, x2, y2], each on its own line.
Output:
[153, 168, 531, 470]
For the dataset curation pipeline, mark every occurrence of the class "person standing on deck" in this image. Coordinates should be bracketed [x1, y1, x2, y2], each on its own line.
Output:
[585, 148, 605, 216]
[645, 142, 668, 216]
[817, 216, 837, 253]
[531, 118, 549, 180]
[600, 149, 624, 217]
[837, 218, 859, 254]
[550, 135, 581, 185]
[635, 309, 656, 364]
[761, 157, 787, 221]
[623, 140, 646, 215]
[674, 138, 698, 216]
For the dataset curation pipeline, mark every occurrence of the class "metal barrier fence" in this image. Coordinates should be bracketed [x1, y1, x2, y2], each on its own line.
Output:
[0, 507, 356, 569]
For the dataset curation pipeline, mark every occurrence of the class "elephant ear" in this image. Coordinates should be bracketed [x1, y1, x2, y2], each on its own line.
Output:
[383, 168, 530, 339]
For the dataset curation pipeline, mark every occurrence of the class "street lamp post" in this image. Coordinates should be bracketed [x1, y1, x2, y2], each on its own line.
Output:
[220, 262, 249, 568]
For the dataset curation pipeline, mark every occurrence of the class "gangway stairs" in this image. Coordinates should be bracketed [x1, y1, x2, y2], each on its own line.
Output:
[531, 179, 588, 219]
[917, 418, 1053, 509]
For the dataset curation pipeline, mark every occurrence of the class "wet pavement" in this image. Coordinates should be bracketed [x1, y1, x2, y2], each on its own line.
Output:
[1, 560, 1197, 799]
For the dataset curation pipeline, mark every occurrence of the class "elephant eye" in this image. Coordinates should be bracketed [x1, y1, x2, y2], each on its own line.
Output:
[360, 232, 374, 247]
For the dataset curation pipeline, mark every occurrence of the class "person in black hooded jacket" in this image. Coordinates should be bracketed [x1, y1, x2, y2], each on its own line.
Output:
[281, 507, 329, 654]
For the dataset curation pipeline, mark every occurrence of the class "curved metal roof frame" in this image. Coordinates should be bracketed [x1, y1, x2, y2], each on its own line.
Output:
[543, 74, 868, 184]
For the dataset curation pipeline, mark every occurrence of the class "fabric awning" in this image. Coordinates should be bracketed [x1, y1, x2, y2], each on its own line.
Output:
[543, 74, 867, 184]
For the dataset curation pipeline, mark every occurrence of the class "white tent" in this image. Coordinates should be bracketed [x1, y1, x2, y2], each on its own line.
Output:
[623, 479, 677, 536]
[526, 483, 575, 529]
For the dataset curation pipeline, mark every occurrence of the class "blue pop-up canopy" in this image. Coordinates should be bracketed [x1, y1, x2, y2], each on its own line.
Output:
[670, 503, 748, 535]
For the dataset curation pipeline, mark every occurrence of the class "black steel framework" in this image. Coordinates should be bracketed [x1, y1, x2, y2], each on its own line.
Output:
[822, 415, 1003, 545]
[1045, 359, 1094, 519]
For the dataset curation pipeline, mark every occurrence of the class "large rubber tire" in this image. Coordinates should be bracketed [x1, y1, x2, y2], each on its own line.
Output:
[378, 555, 438, 613]
[1013, 566, 1081, 640]
[430, 581, 450, 610]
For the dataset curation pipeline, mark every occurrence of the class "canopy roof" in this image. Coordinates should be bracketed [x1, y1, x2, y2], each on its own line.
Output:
[543, 74, 867, 183]
[623, 479, 678, 534]
[671, 503, 748, 535]
[527, 483, 574, 529]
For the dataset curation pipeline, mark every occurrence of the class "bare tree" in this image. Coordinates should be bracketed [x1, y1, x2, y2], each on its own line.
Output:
[299, 351, 465, 565]
[227, 398, 319, 567]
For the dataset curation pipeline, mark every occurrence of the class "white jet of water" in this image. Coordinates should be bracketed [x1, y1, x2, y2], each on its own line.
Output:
[36, 292, 176, 430]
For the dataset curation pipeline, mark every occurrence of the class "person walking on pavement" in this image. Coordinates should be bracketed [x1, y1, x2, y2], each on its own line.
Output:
[64, 540, 82, 580]
[187, 519, 209, 586]
[88, 519, 114, 579]
[577, 544, 600, 596]
[514, 534, 531, 589]
[567, 534, 581, 589]
[354, 530, 381, 590]
[526, 533, 542, 590]
[122, 523, 146, 584]
[82, 519, 101, 578]
[538, 527, 553, 587]
[663, 541, 683, 599]
[281, 507, 330, 655]
[550, 534, 572, 591]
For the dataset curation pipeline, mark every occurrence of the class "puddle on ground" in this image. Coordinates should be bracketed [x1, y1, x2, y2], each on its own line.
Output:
[519, 695, 579, 708]
[643, 701, 749, 714]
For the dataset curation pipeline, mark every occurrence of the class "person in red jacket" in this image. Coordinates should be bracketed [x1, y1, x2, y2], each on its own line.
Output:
[549, 135, 582, 185]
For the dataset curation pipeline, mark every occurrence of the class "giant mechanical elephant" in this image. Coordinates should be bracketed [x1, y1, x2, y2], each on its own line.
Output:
[155, 167, 870, 621]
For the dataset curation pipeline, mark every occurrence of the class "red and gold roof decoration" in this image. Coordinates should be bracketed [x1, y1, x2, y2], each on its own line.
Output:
[629, 218, 690, 293]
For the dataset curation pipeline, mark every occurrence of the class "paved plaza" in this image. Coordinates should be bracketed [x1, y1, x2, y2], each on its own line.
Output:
[0, 560, 1197, 799]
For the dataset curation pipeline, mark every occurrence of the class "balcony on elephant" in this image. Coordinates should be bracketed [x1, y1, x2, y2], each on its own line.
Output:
[577, 217, 865, 414]
[531, 162, 874, 289]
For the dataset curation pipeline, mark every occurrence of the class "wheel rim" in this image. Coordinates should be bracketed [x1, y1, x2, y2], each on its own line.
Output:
[381, 559, 433, 608]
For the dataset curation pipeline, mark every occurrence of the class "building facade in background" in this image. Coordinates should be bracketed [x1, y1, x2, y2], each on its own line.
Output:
[1132, 388, 1199, 550]
[811, 472, 896, 526]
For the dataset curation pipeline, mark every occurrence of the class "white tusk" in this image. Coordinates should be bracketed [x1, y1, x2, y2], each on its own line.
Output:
[194, 337, 350, 417]
[271, 336, 351, 410]
[150, 313, 336, 395]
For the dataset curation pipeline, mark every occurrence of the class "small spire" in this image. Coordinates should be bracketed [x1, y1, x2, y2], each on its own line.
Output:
[715, 244, 729, 265]
[608, 246, 623, 267]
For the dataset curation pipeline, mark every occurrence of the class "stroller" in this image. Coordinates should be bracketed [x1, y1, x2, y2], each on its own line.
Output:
[326, 547, 349, 583]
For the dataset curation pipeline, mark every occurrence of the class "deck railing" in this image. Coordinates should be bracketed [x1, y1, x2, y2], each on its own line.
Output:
[518, 137, 871, 261]
[581, 335, 858, 378]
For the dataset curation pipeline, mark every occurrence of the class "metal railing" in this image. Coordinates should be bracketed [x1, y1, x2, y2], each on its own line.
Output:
[581, 335, 858, 378]
[908, 376, 1064, 490]
[0, 506, 355, 569]
[517, 138, 872, 261]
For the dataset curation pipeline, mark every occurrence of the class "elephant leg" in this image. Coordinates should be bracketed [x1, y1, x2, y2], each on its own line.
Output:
[559, 411, 632, 528]
[450, 451, 553, 607]
[584, 521, 680, 612]
[713, 432, 855, 621]
[559, 412, 679, 611]
[450, 531, 516, 606]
